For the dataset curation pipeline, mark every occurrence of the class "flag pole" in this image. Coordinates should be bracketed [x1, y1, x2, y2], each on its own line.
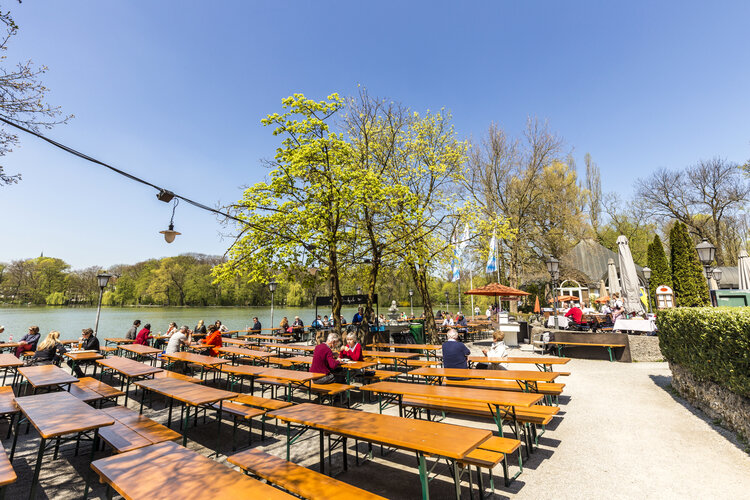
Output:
[470, 268, 474, 319]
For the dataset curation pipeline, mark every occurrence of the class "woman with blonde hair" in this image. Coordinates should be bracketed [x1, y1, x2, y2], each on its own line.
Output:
[30, 331, 67, 365]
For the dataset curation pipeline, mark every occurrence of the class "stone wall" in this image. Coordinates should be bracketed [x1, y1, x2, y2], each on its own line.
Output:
[628, 335, 663, 362]
[669, 362, 750, 440]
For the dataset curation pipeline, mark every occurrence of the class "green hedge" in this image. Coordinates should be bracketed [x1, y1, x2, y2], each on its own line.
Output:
[658, 307, 750, 397]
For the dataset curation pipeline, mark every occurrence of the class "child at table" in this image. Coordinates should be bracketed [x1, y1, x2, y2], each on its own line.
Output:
[339, 332, 363, 361]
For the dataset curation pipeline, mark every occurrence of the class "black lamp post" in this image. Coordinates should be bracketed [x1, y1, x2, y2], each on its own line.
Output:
[409, 289, 414, 317]
[94, 273, 112, 335]
[696, 238, 716, 290]
[546, 257, 560, 329]
[642, 266, 652, 313]
[268, 279, 277, 330]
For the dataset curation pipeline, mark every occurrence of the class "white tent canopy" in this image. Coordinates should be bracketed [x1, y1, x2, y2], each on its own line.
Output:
[739, 249, 750, 290]
[607, 258, 621, 297]
[617, 235, 645, 315]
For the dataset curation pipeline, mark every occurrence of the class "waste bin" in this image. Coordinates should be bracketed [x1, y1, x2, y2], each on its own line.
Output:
[409, 323, 425, 344]
[518, 321, 529, 344]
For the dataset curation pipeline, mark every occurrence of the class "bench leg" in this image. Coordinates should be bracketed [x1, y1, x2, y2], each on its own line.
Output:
[319, 430, 325, 475]
[607, 346, 614, 362]
[417, 453, 429, 500]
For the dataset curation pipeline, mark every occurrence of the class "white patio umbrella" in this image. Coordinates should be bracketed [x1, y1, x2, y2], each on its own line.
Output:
[739, 250, 750, 290]
[607, 258, 621, 297]
[617, 235, 645, 315]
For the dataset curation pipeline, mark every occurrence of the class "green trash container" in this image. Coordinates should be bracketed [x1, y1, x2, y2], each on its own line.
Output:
[409, 323, 424, 344]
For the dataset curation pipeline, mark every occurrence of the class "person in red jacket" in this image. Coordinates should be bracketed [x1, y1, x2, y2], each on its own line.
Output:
[200, 325, 223, 356]
[134, 324, 152, 345]
[339, 332, 363, 361]
[310, 332, 342, 383]
[564, 303, 583, 325]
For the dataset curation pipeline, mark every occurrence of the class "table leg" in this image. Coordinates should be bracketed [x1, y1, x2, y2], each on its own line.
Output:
[167, 397, 174, 427]
[9, 413, 19, 461]
[215, 401, 223, 455]
[182, 404, 190, 446]
[418, 452, 429, 500]
[28, 437, 46, 500]
[452, 460, 461, 499]
[124, 378, 131, 405]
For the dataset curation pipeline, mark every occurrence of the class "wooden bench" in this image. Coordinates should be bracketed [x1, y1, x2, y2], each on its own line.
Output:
[444, 379, 565, 404]
[308, 383, 354, 405]
[98, 405, 181, 453]
[0, 441, 17, 495]
[231, 395, 294, 440]
[546, 341, 625, 362]
[152, 369, 204, 384]
[69, 377, 125, 407]
[405, 359, 440, 368]
[208, 401, 265, 450]
[267, 357, 295, 368]
[0, 387, 18, 440]
[227, 449, 388, 500]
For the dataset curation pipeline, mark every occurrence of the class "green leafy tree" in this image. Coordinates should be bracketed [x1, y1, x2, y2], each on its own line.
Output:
[215, 94, 357, 330]
[646, 234, 671, 306]
[670, 222, 709, 307]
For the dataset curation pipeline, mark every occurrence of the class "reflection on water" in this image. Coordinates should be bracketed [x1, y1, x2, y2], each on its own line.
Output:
[0, 305, 363, 341]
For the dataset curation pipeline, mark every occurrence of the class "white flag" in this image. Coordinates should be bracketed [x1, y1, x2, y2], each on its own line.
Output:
[486, 229, 497, 273]
[458, 223, 470, 256]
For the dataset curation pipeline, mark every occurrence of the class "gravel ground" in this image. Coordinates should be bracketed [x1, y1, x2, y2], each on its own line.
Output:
[3, 344, 749, 499]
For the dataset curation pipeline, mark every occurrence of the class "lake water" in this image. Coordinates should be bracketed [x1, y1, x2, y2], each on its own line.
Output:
[0, 305, 365, 341]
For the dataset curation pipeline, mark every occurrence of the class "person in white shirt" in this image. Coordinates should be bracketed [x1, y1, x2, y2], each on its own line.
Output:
[600, 303, 612, 314]
[165, 326, 192, 354]
[485, 307, 492, 321]
[442, 316, 454, 328]
[481, 330, 508, 369]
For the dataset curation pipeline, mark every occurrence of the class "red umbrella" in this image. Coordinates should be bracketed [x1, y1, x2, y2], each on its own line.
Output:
[464, 283, 531, 298]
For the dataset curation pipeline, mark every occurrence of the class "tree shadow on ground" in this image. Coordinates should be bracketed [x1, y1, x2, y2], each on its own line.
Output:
[649, 374, 748, 455]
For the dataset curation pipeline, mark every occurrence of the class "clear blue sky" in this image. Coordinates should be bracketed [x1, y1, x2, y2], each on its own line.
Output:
[2, 1, 749, 269]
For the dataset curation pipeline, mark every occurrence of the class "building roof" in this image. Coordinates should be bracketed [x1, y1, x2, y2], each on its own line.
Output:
[561, 238, 644, 285]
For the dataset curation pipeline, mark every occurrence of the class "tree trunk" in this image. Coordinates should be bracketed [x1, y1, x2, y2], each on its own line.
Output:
[329, 247, 343, 336]
[409, 262, 438, 343]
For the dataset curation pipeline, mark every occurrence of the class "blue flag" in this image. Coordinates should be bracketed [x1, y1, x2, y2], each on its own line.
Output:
[486, 229, 497, 273]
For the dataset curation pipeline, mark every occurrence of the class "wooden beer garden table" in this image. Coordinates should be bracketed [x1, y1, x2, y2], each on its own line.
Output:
[103, 338, 135, 347]
[264, 343, 315, 356]
[221, 364, 268, 392]
[119, 344, 162, 365]
[360, 380, 542, 438]
[267, 402, 491, 500]
[366, 343, 442, 360]
[17, 365, 78, 394]
[467, 355, 571, 372]
[222, 337, 254, 347]
[91, 440, 294, 500]
[409, 367, 559, 392]
[134, 377, 236, 453]
[255, 368, 325, 402]
[285, 356, 378, 384]
[216, 346, 273, 365]
[0, 353, 22, 386]
[0, 343, 20, 353]
[243, 334, 291, 345]
[96, 356, 162, 405]
[161, 351, 228, 380]
[11, 391, 114, 499]
[62, 350, 105, 376]
[362, 350, 419, 370]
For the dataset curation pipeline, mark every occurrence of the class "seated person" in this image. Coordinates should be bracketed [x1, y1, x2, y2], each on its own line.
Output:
[311, 315, 323, 329]
[310, 332, 343, 383]
[322, 315, 330, 328]
[67, 328, 100, 377]
[165, 326, 192, 355]
[442, 329, 470, 370]
[480, 331, 508, 370]
[564, 303, 583, 325]
[125, 320, 141, 340]
[134, 324, 152, 345]
[352, 307, 364, 326]
[15, 326, 41, 357]
[600, 303, 612, 314]
[31, 330, 67, 366]
[200, 325, 223, 356]
[279, 317, 290, 334]
[194, 319, 207, 335]
[339, 332, 363, 361]
[250, 317, 262, 334]
[292, 316, 305, 332]
[455, 313, 468, 334]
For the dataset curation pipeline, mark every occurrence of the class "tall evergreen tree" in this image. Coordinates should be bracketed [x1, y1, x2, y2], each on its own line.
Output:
[647, 234, 672, 307]
[669, 222, 709, 307]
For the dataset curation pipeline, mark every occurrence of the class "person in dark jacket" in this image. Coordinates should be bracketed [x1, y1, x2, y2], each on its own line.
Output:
[250, 318, 262, 334]
[14, 326, 41, 357]
[125, 320, 141, 340]
[442, 329, 470, 369]
[31, 331, 66, 365]
[67, 328, 100, 377]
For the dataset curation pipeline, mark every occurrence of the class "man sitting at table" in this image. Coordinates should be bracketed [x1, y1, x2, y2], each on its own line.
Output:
[564, 303, 583, 325]
[67, 328, 100, 377]
[14, 325, 41, 357]
[200, 325, 223, 356]
[165, 326, 192, 355]
[442, 329, 470, 369]
[310, 332, 343, 384]
[250, 317, 262, 334]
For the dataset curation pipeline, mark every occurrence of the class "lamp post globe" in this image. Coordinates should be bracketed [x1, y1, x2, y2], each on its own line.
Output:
[695, 239, 716, 289]
[712, 267, 722, 285]
[94, 273, 112, 335]
[408, 289, 414, 317]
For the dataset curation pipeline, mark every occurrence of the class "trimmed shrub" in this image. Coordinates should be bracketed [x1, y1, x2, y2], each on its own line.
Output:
[647, 234, 671, 306]
[669, 222, 709, 307]
[658, 307, 750, 397]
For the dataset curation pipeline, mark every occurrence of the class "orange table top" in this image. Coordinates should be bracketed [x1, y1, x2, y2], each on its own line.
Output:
[257, 368, 323, 383]
[63, 351, 105, 361]
[104, 338, 136, 344]
[120, 344, 162, 355]
[135, 377, 236, 406]
[268, 403, 491, 460]
[0, 353, 23, 368]
[362, 350, 419, 360]
[16, 391, 114, 439]
[367, 343, 442, 350]
[91, 441, 295, 499]
[220, 364, 268, 377]
[264, 343, 315, 352]
[222, 338, 254, 347]
[409, 367, 559, 383]
[217, 346, 273, 359]
[0, 343, 20, 350]
[96, 356, 162, 378]
[467, 356, 571, 365]
[161, 351, 229, 367]
[360, 381, 543, 408]
[18, 364, 78, 388]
